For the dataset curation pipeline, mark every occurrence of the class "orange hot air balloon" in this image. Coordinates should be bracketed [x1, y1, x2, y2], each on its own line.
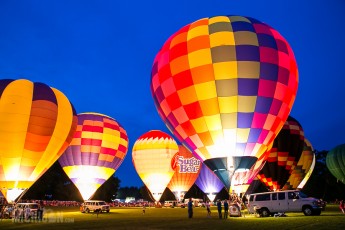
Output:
[167, 145, 202, 201]
[150, 15, 298, 189]
[58, 112, 129, 200]
[132, 130, 178, 202]
[0, 79, 77, 202]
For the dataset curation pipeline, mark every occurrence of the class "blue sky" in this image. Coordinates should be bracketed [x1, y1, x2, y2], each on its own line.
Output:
[0, 0, 344, 188]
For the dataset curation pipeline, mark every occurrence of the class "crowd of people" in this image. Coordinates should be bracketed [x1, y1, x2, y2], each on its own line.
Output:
[19, 200, 81, 207]
[186, 194, 245, 219]
[0, 203, 44, 222]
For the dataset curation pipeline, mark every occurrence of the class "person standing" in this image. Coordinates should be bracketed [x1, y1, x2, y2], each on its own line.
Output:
[223, 200, 229, 219]
[24, 206, 31, 221]
[142, 204, 146, 215]
[340, 200, 345, 214]
[205, 201, 211, 218]
[188, 198, 193, 218]
[14, 207, 19, 222]
[217, 199, 222, 219]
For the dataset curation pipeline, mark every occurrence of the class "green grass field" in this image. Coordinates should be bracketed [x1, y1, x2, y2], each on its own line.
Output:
[0, 204, 344, 230]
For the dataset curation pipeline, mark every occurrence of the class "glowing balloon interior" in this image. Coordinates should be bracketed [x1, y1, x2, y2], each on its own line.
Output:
[151, 15, 298, 189]
[195, 163, 224, 201]
[132, 130, 178, 202]
[230, 145, 270, 195]
[0, 79, 77, 202]
[58, 112, 128, 200]
[167, 145, 202, 201]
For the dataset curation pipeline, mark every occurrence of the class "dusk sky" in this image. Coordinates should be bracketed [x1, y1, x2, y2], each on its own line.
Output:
[0, 0, 344, 188]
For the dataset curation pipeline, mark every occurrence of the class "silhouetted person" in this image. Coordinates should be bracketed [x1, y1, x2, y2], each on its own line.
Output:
[188, 198, 193, 218]
[223, 200, 229, 219]
[217, 199, 222, 219]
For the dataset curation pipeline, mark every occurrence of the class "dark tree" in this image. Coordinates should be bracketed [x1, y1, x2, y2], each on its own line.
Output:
[92, 176, 120, 202]
[22, 161, 82, 202]
[184, 184, 205, 200]
[159, 187, 175, 202]
[302, 149, 345, 201]
[21, 161, 121, 202]
[116, 186, 141, 200]
[139, 186, 155, 202]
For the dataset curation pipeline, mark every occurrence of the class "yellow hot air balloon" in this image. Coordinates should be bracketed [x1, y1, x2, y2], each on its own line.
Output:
[0, 79, 77, 202]
[132, 130, 178, 202]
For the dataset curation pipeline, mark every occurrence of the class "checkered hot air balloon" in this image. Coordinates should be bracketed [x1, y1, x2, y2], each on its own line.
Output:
[257, 116, 305, 191]
[230, 143, 271, 195]
[0, 79, 78, 202]
[132, 130, 178, 202]
[58, 112, 128, 200]
[150, 15, 298, 189]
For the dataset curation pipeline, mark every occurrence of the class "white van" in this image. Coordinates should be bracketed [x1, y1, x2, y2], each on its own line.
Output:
[81, 200, 110, 213]
[247, 190, 325, 217]
[164, 200, 185, 208]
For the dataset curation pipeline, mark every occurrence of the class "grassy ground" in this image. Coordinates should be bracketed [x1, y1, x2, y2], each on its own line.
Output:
[0, 204, 344, 230]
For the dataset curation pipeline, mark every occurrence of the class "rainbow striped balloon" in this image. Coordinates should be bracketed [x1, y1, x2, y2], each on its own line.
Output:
[58, 112, 128, 200]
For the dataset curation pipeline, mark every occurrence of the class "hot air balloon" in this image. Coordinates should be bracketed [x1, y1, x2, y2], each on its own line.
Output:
[58, 112, 128, 200]
[0, 79, 77, 202]
[167, 145, 202, 201]
[230, 145, 271, 196]
[150, 15, 298, 190]
[195, 163, 224, 202]
[257, 116, 305, 191]
[283, 138, 315, 190]
[326, 143, 345, 184]
[132, 130, 178, 202]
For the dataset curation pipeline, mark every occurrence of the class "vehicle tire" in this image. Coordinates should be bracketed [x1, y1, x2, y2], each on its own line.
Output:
[260, 208, 270, 217]
[303, 206, 313, 216]
[86, 208, 90, 213]
[107, 210, 110, 213]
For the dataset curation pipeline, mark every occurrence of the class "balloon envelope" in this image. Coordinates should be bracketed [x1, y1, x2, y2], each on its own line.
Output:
[167, 145, 202, 201]
[195, 163, 224, 201]
[132, 130, 178, 202]
[283, 138, 315, 190]
[326, 143, 345, 184]
[230, 145, 270, 195]
[58, 112, 128, 200]
[151, 15, 298, 189]
[0, 79, 77, 202]
[257, 116, 305, 191]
